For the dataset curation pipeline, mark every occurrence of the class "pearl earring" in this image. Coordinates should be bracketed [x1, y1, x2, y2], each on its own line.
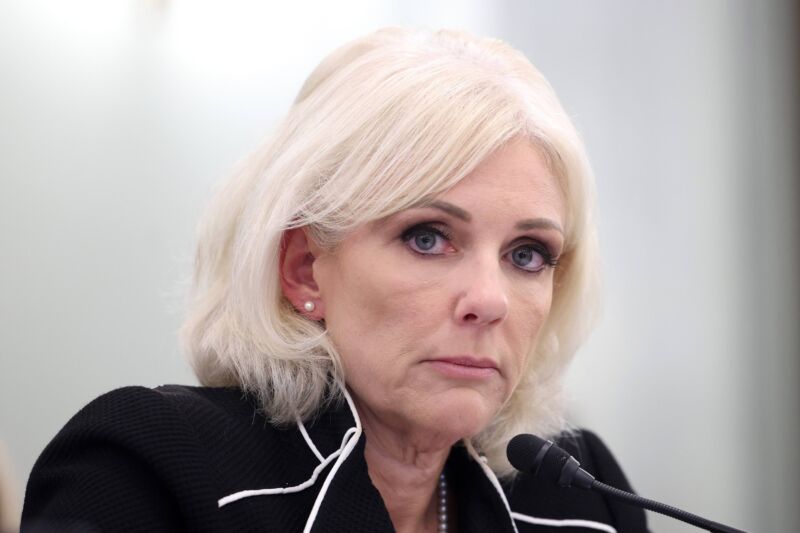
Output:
[303, 301, 315, 312]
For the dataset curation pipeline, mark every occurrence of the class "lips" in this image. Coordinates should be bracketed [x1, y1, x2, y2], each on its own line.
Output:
[432, 356, 498, 369]
[425, 356, 499, 379]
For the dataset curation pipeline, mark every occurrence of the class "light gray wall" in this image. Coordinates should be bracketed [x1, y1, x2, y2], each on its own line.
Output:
[1, 1, 796, 531]
[496, 2, 799, 532]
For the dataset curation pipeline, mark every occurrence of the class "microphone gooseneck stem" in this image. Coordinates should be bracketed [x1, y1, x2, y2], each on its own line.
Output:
[590, 481, 747, 533]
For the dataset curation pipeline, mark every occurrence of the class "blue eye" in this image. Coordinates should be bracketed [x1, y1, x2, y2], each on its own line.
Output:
[413, 230, 438, 251]
[508, 244, 554, 273]
[401, 224, 451, 255]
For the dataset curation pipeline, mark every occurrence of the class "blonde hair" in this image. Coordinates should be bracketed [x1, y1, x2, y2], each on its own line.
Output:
[182, 27, 599, 477]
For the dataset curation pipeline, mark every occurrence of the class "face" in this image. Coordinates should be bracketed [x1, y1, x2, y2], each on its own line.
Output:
[311, 139, 566, 445]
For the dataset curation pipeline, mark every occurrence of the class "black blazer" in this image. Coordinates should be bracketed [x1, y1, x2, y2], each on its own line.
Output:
[22, 385, 648, 532]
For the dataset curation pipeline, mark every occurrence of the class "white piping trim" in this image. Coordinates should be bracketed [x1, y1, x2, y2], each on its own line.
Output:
[217, 435, 351, 506]
[511, 512, 617, 532]
[465, 444, 519, 533]
[297, 417, 325, 463]
[301, 386, 362, 533]
[217, 385, 361, 510]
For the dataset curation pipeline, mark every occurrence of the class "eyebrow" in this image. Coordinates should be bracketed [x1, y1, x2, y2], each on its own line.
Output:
[426, 200, 564, 235]
[428, 200, 471, 222]
[514, 218, 564, 234]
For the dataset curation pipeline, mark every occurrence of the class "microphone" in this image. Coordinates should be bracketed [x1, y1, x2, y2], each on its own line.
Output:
[506, 434, 748, 533]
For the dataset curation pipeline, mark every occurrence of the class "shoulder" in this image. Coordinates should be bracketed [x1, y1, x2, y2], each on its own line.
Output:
[505, 428, 649, 533]
[25, 384, 281, 481]
[33, 385, 255, 454]
[21, 385, 290, 531]
[65, 384, 251, 419]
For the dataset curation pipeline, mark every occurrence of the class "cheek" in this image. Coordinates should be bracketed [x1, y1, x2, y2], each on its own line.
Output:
[318, 254, 446, 370]
[507, 283, 554, 381]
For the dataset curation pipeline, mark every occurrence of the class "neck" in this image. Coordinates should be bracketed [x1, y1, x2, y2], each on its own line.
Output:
[357, 402, 453, 533]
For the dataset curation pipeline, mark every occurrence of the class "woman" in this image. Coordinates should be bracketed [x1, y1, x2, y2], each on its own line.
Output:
[23, 28, 647, 532]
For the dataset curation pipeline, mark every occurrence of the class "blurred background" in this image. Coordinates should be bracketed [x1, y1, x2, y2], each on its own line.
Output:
[1, 1, 797, 531]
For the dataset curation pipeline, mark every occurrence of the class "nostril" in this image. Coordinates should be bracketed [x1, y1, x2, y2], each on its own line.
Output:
[463, 313, 478, 322]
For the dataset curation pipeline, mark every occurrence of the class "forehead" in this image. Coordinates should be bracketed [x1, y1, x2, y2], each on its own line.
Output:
[435, 139, 565, 223]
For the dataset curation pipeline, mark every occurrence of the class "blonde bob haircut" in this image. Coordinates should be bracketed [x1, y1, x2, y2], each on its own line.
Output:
[182, 27, 599, 477]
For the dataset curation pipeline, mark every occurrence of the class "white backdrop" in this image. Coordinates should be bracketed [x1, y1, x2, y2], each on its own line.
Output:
[1, 1, 797, 532]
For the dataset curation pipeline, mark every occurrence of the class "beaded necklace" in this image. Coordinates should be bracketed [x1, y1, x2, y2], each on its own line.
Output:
[437, 472, 448, 532]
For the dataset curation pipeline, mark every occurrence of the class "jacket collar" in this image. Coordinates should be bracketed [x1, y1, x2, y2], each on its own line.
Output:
[306, 419, 519, 533]
[218, 386, 519, 532]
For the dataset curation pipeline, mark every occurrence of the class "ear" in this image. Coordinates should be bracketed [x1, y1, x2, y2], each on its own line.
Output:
[279, 228, 325, 319]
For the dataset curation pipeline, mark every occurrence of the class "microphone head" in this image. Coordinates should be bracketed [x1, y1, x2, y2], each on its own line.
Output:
[506, 434, 549, 472]
[506, 433, 577, 485]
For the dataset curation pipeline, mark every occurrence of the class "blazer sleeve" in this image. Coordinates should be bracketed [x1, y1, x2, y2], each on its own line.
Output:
[21, 387, 187, 532]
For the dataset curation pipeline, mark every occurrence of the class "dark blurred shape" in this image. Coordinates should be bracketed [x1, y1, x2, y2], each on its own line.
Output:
[0, 441, 21, 532]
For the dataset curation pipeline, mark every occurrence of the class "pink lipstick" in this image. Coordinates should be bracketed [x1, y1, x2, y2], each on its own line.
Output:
[426, 356, 499, 379]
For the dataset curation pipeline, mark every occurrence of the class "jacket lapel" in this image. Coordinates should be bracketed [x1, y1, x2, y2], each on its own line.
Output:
[298, 400, 519, 532]
[309, 435, 518, 532]
[448, 446, 518, 533]
[309, 435, 395, 532]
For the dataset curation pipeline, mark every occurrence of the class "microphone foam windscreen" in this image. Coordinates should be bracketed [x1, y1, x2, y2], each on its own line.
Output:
[507, 433, 575, 486]
[506, 434, 548, 472]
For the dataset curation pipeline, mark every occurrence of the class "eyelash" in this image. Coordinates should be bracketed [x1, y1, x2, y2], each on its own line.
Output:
[400, 223, 559, 273]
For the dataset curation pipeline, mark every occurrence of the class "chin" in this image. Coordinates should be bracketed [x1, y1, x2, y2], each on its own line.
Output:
[421, 388, 501, 440]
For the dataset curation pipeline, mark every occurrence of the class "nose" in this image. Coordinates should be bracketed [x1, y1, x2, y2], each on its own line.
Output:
[453, 257, 509, 326]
